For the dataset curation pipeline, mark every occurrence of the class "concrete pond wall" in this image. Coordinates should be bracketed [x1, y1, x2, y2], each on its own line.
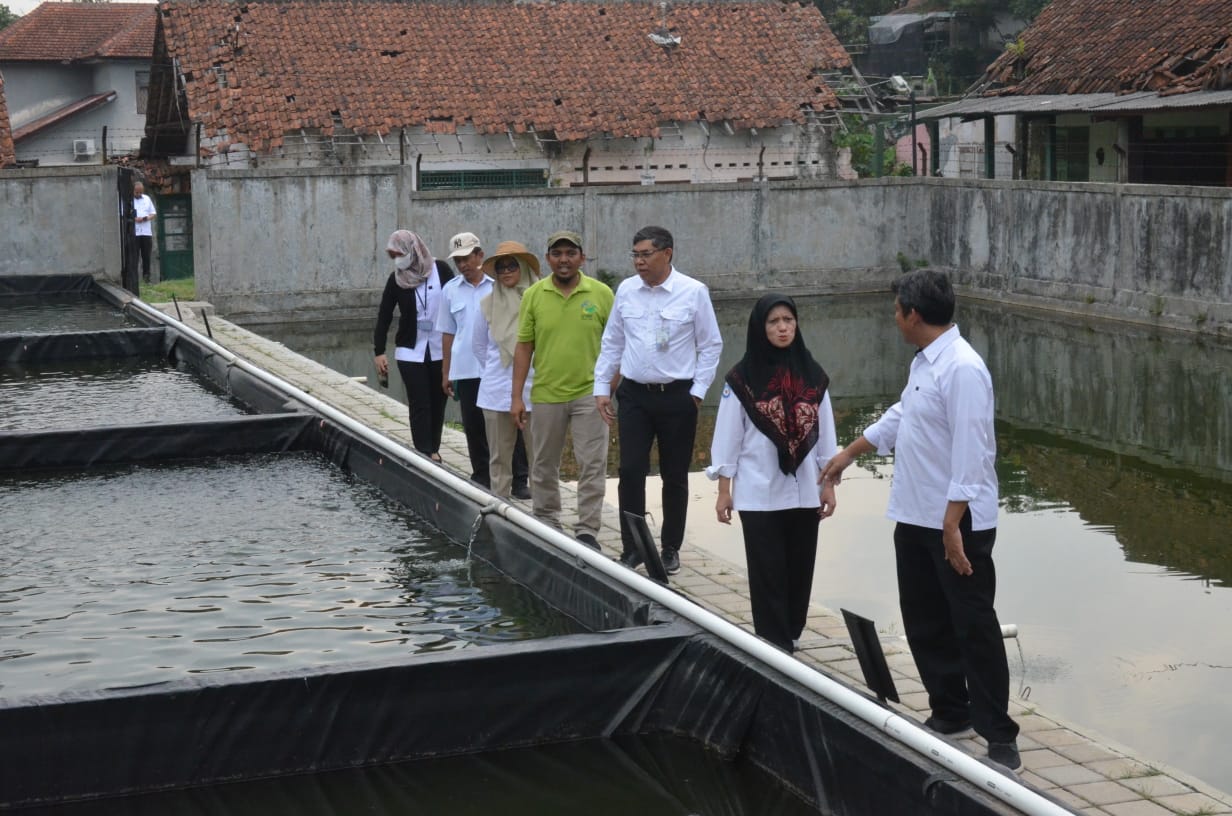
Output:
[1, 164, 1229, 337]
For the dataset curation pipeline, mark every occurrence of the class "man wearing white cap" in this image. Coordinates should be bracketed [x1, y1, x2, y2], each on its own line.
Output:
[436, 231, 493, 487]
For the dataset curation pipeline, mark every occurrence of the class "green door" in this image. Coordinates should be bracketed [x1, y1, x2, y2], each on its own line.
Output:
[156, 194, 194, 280]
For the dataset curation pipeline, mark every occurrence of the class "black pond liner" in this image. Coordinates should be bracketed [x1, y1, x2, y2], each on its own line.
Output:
[0, 276, 1032, 816]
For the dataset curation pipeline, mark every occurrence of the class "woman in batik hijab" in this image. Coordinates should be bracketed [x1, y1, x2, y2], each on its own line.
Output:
[707, 293, 838, 652]
[373, 230, 454, 462]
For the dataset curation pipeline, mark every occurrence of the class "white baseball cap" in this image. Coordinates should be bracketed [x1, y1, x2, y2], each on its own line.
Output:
[447, 232, 482, 258]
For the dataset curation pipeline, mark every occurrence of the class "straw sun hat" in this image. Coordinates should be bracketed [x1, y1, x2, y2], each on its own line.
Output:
[481, 241, 541, 277]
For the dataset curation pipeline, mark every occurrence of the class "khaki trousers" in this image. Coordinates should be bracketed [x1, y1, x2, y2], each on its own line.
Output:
[483, 409, 530, 499]
[528, 396, 609, 537]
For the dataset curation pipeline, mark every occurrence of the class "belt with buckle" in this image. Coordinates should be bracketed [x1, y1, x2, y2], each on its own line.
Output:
[625, 378, 692, 393]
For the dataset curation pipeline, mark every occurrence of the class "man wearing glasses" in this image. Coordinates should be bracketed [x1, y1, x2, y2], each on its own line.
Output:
[511, 231, 614, 549]
[594, 226, 722, 575]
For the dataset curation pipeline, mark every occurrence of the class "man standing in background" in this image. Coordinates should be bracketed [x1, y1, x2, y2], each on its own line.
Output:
[437, 231, 492, 487]
[594, 226, 722, 575]
[132, 182, 156, 283]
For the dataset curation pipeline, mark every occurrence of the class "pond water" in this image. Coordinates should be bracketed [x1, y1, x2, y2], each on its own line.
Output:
[0, 357, 251, 431]
[263, 294, 1232, 792]
[13, 735, 820, 816]
[0, 294, 136, 334]
[0, 452, 586, 697]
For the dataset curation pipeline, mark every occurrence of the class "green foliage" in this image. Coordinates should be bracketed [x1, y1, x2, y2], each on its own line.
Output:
[139, 277, 197, 303]
[929, 45, 989, 94]
[896, 253, 930, 272]
[812, 0, 899, 44]
[0, 4, 18, 30]
[812, 0, 1051, 51]
[833, 116, 914, 178]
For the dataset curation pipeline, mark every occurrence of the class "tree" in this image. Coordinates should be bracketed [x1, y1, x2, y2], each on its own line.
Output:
[0, 4, 18, 31]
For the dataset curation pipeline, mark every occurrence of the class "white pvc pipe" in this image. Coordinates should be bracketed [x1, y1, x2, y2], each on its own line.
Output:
[127, 296, 1066, 816]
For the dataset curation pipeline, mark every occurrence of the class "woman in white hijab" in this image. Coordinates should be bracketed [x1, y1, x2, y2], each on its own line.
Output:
[373, 230, 454, 461]
[472, 241, 540, 498]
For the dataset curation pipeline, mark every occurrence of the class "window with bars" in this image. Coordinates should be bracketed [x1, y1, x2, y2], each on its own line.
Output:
[135, 70, 150, 115]
[418, 169, 547, 190]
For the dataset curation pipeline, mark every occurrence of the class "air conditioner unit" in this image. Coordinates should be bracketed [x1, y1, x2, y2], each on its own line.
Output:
[73, 139, 96, 158]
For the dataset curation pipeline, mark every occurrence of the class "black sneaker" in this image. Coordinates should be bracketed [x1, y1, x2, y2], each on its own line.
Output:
[576, 533, 601, 551]
[511, 483, 531, 500]
[618, 550, 643, 569]
[661, 548, 680, 575]
[987, 741, 1022, 773]
[923, 715, 974, 736]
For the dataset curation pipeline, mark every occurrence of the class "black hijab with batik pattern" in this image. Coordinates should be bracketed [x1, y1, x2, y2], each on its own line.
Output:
[724, 293, 830, 476]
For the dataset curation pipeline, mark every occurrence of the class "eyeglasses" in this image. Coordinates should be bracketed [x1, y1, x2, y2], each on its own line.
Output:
[629, 248, 666, 260]
[494, 262, 520, 274]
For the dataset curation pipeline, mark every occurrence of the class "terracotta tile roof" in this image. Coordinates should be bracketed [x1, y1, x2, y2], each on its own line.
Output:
[157, 0, 851, 152]
[0, 73, 14, 168]
[981, 0, 1232, 96]
[0, 2, 157, 62]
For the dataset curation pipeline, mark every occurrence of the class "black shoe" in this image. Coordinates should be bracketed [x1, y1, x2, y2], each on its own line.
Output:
[618, 550, 643, 569]
[661, 548, 680, 575]
[923, 715, 974, 736]
[987, 741, 1022, 773]
[576, 533, 600, 551]
[511, 483, 531, 500]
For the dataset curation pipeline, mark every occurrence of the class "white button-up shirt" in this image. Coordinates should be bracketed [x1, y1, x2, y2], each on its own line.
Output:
[863, 324, 999, 531]
[435, 274, 493, 381]
[593, 267, 722, 401]
[706, 384, 837, 511]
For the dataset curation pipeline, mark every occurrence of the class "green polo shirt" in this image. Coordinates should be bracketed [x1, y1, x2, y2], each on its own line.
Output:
[517, 271, 614, 404]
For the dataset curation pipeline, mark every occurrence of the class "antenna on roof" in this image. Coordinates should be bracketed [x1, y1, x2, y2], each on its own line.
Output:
[648, 1, 681, 49]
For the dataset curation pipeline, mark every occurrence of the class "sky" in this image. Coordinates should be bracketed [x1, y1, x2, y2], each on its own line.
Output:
[8, 0, 157, 19]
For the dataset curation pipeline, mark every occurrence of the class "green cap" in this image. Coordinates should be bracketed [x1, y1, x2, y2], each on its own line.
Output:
[545, 230, 584, 252]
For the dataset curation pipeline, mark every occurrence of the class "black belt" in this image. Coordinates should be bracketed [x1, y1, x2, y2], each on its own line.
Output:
[623, 378, 692, 393]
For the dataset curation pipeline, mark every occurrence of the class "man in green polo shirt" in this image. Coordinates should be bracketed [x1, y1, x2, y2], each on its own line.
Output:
[511, 230, 615, 549]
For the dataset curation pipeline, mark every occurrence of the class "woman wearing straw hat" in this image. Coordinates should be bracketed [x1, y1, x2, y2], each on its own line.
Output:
[473, 241, 540, 499]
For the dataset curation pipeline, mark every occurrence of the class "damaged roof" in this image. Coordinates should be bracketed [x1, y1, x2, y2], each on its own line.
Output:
[0, 2, 157, 62]
[157, 0, 851, 152]
[979, 0, 1232, 97]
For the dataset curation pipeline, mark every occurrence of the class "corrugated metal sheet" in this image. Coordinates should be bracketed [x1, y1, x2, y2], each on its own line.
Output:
[921, 90, 1232, 120]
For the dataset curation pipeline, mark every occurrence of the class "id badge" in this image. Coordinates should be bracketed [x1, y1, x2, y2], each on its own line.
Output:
[417, 319, 435, 331]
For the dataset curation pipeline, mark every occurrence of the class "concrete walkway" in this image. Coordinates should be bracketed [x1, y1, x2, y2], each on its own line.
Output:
[172, 306, 1231, 816]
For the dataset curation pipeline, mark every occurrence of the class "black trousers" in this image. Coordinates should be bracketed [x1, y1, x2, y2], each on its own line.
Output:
[397, 353, 446, 457]
[894, 520, 1019, 744]
[739, 509, 820, 652]
[454, 378, 489, 487]
[616, 380, 698, 556]
[136, 235, 153, 281]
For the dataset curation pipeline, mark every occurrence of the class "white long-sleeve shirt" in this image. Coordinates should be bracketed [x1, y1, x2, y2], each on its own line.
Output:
[863, 324, 999, 531]
[472, 311, 532, 413]
[706, 384, 837, 511]
[593, 267, 722, 401]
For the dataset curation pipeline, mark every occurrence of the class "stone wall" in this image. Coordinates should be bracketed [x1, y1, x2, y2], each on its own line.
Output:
[3, 165, 1229, 336]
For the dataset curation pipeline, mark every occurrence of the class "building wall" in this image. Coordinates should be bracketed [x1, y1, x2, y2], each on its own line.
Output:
[934, 114, 1016, 179]
[3, 167, 1228, 336]
[195, 122, 839, 187]
[4, 60, 149, 166]
[0, 165, 123, 278]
